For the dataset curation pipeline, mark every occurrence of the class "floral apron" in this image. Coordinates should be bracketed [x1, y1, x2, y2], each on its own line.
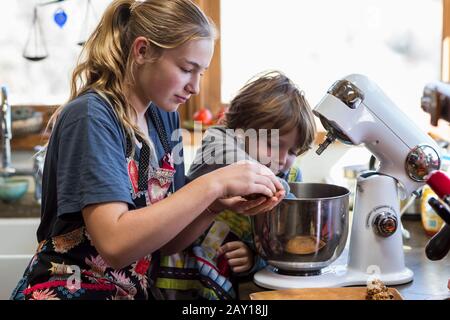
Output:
[11, 108, 175, 300]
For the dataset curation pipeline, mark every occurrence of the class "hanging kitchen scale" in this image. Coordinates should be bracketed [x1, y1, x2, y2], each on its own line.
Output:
[77, 0, 97, 46]
[23, 0, 69, 62]
[23, 7, 48, 61]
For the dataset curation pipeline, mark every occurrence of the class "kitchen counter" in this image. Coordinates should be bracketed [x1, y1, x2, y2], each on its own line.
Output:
[0, 193, 40, 218]
[239, 218, 450, 300]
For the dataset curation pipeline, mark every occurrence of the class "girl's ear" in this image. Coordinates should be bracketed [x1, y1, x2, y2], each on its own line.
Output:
[132, 36, 149, 65]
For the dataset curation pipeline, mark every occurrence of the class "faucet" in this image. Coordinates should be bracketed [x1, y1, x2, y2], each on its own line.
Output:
[32, 145, 45, 205]
[0, 86, 15, 175]
[1, 85, 43, 204]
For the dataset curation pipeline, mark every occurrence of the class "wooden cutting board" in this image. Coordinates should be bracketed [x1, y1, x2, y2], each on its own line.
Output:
[249, 287, 403, 300]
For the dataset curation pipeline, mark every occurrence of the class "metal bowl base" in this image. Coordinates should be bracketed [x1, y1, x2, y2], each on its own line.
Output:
[271, 266, 323, 277]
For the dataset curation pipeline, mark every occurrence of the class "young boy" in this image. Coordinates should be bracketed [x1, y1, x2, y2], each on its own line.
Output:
[156, 71, 316, 300]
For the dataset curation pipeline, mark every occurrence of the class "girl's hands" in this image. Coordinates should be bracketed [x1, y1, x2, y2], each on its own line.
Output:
[207, 161, 285, 216]
[212, 160, 283, 198]
[209, 191, 284, 216]
[217, 241, 253, 273]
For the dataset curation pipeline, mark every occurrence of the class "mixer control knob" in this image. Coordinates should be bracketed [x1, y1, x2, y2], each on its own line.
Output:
[373, 212, 398, 237]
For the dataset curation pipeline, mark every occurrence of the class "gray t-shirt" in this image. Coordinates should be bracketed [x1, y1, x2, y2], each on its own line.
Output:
[187, 126, 290, 194]
[187, 126, 251, 181]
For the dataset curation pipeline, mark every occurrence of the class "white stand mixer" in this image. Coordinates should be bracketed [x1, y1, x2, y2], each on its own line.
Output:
[254, 74, 441, 289]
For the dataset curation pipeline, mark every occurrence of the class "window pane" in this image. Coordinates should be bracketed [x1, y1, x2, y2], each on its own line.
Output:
[221, 0, 443, 130]
[0, 0, 111, 105]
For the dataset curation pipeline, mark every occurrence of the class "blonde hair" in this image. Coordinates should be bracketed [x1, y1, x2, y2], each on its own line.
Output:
[48, 0, 216, 155]
[225, 71, 316, 156]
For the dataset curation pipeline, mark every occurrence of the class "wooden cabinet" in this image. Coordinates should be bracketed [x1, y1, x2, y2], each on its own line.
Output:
[181, 0, 223, 124]
[443, 0, 450, 82]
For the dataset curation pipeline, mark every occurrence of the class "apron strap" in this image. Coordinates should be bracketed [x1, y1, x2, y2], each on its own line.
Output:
[148, 105, 172, 155]
[149, 105, 175, 194]
[136, 135, 150, 192]
[124, 131, 151, 193]
[125, 105, 173, 193]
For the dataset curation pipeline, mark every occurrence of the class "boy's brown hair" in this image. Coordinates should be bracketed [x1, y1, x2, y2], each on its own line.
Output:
[224, 71, 316, 155]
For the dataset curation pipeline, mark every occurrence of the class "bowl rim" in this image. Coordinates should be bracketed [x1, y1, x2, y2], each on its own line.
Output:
[0, 179, 30, 191]
[0, 178, 30, 184]
[285, 182, 350, 201]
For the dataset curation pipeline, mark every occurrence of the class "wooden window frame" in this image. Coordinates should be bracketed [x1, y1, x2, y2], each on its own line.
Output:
[443, 0, 450, 82]
[181, 0, 223, 125]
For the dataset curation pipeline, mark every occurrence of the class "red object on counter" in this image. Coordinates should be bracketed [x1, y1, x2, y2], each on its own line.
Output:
[426, 171, 450, 205]
[193, 108, 213, 125]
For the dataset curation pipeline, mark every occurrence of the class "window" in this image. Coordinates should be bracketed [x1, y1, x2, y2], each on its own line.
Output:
[221, 0, 443, 130]
[0, 0, 111, 105]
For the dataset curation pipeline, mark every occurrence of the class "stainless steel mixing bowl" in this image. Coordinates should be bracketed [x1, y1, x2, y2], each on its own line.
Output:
[253, 182, 350, 275]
